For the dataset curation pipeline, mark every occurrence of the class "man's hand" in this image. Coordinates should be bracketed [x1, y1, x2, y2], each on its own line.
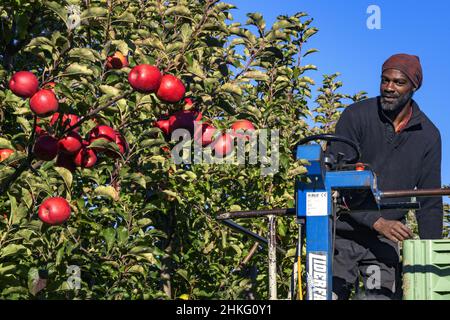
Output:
[373, 217, 414, 243]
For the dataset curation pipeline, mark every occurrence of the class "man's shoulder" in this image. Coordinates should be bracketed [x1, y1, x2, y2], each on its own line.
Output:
[343, 97, 378, 116]
[413, 100, 441, 141]
[419, 111, 441, 142]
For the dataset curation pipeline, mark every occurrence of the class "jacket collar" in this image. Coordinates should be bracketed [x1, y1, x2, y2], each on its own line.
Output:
[377, 96, 423, 130]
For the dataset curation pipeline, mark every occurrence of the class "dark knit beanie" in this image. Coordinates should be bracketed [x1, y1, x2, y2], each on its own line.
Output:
[382, 53, 423, 89]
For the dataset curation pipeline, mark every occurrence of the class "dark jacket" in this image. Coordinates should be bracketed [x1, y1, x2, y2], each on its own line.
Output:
[328, 97, 443, 239]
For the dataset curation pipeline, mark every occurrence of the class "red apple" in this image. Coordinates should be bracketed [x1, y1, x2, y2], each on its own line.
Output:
[88, 125, 116, 141]
[161, 146, 171, 154]
[50, 113, 80, 132]
[128, 64, 162, 92]
[212, 133, 234, 157]
[34, 118, 47, 136]
[35, 117, 53, 136]
[231, 119, 255, 132]
[156, 74, 186, 103]
[55, 152, 76, 172]
[58, 132, 82, 154]
[231, 119, 255, 140]
[105, 131, 128, 158]
[29, 89, 58, 117]
[184, 97, 194, 107]
[74, 147, 97, 168]
[35, 126, 46, 136]
[169, 110, 202, 133]
[33, 135, 59, 161]
[106, 51, 129, 69]
[155, 118, 171, 136]
[9, 71, 39, 98]
[38, 197, 71, 225]
[194, 123, 217, 147]
[0, 149, 14, 162]
[114, 131, 128, 155]
[88, 125, 116, 151]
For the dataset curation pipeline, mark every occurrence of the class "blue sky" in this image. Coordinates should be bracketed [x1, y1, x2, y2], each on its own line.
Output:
[228, 0, 450, 194]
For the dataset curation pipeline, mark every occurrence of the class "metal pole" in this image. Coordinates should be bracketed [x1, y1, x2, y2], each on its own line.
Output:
[380, 188, 450, 198]
[297, 223, 303, 300]
[268, 215, 277, 300]
[220, 219, 286, 255]
[216, 208, 296, 220]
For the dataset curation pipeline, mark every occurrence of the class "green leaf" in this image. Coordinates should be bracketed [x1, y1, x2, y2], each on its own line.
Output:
[303, 48, 319, 57]
[101, 228, 116, 250]
[127, 265, 145, 275]
[278, 220, 287, 237]
[140, 139, 166, 148]
[229, 205, 241, 211]
[162, 190, 178, 199]
[0, 138, 14, 149]
[221, 83, 242, 96]
[56, 246, 65, 265]
[21, 188, 33, 210]
[44, 1, 68, 25]
[94, 186, 119, 201]
[68, 48, 99, 63]
[138, 252, 158, 265]
[99, 85, 121, 97]
[302, 27, 319, 41]
[165, 5, 191, 16]
[180, 23, 193, 43]
[243, 105, 262, 119]
[186, 60, 205, 78]
[231, 244, 242, 256]
[81, 7, 108, 20]
[0, 244, 27, 258]
[28, 268, 39, 295]
[203, 242, 215, 254]
[0, 263, 16, 275]
[301, 76, 315, 85]
[137, 218, 152, 228]
[65, 63, 94, 76]
[54, 166, 73, 191]
[16, 117, 31, 132]
[26, 36, 54, 48]
[111, 40, 129, 56]
[88, 139, 120, 153]
[113, 11, 137, 24]
[8, 193, 25, 225]
[286, 248, 297, 258]
[117, 226, 129, 246]
[242, 70, 269, 81]
[246, 12, 266, 30]
[177, 269, 189, 282]
[128, 173, 146, 188]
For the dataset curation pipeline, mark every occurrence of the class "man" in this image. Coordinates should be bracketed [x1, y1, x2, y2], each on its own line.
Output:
[327, 53, 443, 300]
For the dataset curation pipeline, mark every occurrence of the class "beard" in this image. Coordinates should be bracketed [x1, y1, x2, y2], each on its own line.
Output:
[380, 90, 414, 112]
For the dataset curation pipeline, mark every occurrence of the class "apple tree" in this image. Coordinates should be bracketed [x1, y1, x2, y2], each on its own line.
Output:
[0, 0, 366, 299]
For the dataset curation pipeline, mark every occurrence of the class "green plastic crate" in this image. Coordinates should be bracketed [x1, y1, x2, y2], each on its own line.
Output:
[403, 240, 450, 300]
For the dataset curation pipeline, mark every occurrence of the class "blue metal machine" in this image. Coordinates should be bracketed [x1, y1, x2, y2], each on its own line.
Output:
[295, 143, 379, 300]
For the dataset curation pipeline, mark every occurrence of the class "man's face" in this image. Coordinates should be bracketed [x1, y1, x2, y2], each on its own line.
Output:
[380, 69, 415, 112]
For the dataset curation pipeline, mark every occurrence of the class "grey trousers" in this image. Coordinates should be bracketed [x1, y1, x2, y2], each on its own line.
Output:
[332, 232, 401, 300]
